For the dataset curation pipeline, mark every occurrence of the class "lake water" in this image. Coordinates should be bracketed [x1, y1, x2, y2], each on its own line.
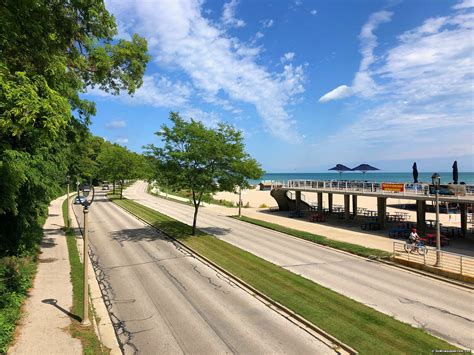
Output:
[249, 172, 474, 185]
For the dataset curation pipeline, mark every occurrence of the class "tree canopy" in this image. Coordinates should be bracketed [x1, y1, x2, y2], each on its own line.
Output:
[146, 112, 264, 235]
[0, 0, 150, 256]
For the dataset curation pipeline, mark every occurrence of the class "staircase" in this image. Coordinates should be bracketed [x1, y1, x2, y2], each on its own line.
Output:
[270, 189, 314, 211]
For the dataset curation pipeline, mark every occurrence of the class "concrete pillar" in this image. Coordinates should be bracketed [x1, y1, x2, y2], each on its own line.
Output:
[295, 190, 301, 212]
[416, 200, 426, 232]
[317, 192, 323, 213]
[352, 195, 358, 217]
[328, 193, 333, 213]
[377, 197, 386, 229]
[460, 203, 467, 236]
[344, 194, 350, 220]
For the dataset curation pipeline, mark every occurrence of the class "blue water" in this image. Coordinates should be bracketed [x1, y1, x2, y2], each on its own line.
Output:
[249, 172, 474, 185]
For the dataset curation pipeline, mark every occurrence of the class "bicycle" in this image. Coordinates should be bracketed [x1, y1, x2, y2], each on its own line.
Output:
[404, 241, 428, 255]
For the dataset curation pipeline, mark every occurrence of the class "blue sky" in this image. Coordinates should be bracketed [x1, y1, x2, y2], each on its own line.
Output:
[86, 0, 474, 172]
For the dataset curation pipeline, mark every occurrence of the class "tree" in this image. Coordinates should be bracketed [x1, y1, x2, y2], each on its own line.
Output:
[0, 0, 150, 256]
[146, 112, 264, 235]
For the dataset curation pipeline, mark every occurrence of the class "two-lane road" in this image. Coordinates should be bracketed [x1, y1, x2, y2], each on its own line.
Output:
[125, 181, 474, 349]
[73, 191, 334, 354]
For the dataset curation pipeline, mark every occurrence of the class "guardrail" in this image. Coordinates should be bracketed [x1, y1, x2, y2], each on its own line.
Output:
[392, 241, 474, 277]
[277, 180, 474, 197]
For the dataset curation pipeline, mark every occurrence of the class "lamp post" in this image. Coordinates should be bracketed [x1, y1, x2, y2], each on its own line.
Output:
[432, 173, 441, 267]
[66, 175, 70, 228]
[79, 185, 95, 326]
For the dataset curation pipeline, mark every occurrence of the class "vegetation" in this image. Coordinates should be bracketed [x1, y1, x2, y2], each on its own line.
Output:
[0, 0, 149, 350]
[145, 112, 263, 234]
[62, 198, 108, 354]
[110, 196, 457, 354]
[235, 216, 391, 259]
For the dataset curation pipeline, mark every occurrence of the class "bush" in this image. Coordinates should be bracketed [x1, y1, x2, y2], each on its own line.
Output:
[259, 203, 268, 208]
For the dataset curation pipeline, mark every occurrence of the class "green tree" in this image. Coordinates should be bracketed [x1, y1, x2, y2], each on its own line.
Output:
[146, 112, 264, 235]
[0, 0, 150, 255]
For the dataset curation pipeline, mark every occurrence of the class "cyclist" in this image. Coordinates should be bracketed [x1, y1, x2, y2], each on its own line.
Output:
[409, 228, 420, 245]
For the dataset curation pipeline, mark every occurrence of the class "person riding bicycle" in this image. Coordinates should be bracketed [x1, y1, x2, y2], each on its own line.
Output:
[409, 228, 420, 244]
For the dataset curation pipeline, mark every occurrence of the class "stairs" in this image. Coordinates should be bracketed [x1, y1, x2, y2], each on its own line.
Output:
[270, 189, 314, 211]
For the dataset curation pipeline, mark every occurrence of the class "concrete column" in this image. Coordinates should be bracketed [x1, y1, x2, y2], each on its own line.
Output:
[416, 200, 426, 232]
[460, 203, 467, 236]
[344, 194, 350, 220]
[352, 195, 358, 217]
[377, 197, 386, 229]
[328, 193, 333, 213]
[295, 190, 301, 212]
[317, 192, 323, 213]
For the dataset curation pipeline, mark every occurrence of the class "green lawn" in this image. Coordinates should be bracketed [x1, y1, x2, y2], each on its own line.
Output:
[111, 196, 457, 354]
[235, 215, 391, 259]
[61, 198, 109, 354]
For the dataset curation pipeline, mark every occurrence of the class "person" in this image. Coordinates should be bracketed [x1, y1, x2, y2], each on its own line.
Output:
[409, 228, 420, 244]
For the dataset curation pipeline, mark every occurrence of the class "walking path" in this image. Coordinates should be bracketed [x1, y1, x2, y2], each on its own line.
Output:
[8, 195, 82, 355]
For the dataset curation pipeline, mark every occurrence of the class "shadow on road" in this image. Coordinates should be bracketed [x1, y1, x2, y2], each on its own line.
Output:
[111, 227, 167, 244]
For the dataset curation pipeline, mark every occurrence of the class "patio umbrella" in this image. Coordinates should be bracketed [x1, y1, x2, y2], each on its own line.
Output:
[452, 161, 458, 184]
[352, 163, 379, 175]
[328, 164, 352, 177]
[412, 162, 418, 183]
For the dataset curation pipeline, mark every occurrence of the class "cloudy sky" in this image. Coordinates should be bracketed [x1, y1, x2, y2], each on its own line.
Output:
[86, 0, 474, 172]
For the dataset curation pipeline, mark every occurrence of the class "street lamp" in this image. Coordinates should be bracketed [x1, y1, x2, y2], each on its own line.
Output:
[431, 173, 441, 267]
[78, 185, 95, 326]
[66, 175, 70, 228]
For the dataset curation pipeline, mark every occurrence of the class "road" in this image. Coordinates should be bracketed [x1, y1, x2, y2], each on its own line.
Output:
[73, 191, 333, 354]
[125, 181, 474, 350]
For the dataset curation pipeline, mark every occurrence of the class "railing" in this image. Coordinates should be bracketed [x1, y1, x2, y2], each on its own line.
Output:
[281, 180, 474, 197]
[392, 241, 474, 277]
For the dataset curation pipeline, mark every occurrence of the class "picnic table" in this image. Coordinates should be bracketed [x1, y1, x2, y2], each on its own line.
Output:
[361, 221, 381, 231]
[421, 233, 450, 246]
[308, 212, 326, 223]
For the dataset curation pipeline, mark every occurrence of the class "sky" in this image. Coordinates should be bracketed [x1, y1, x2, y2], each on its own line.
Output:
[85, 0, 474, 172]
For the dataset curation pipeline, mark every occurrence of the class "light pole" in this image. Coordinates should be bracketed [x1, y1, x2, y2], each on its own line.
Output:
[432, 173, 441, 267]
[79, 185, 95, 326]
[238, 185, 242, 217]
[66, 175, 70, 228]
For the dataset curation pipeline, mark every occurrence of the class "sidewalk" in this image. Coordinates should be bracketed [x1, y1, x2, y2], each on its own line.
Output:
[8, 195, 82, 355]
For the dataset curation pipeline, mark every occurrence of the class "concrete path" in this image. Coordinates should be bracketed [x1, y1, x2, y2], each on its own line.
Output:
[126, 181, 474, 350]
[8, 195, 82, 355]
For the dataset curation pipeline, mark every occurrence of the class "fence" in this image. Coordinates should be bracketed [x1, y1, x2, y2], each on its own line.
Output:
[392, 241, 474, 278]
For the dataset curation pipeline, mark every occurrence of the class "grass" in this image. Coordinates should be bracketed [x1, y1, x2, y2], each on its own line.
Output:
[61, 198, 109, 354]
[110, 195, 458, 354]
[234, 215, 391, 259]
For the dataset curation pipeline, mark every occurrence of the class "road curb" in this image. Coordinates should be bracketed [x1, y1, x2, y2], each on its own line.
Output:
[111, 196, 358, 355]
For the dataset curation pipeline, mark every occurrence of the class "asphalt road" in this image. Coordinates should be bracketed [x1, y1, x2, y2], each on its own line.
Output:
[73, 192, 333, 354]
[125, 181, 474, 350]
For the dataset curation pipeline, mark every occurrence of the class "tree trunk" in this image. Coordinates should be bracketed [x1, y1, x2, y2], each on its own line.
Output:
[192, 203, 199, 235]
[113, 181, 116, 194]
[120, 179, 123, 199]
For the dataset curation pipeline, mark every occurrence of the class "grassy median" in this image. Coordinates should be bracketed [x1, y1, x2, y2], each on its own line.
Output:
[61, 198, 109, 354]
[234, 215, 391, 259]
[110, 195, 457, 354]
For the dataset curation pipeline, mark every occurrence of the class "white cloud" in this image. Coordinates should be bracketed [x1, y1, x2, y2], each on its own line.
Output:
[222, 0, 245, 28]
[261, 19, 274, 28]
[105, 120, 126, 129]
[318, 85, 352, 103]
[315, 7, 474, 162]
[116, 137, 129, 144]
[103, 0, 306, 141]
[281, 52, 295, 63]
[310, 9, 317, 15]
[319, 10, 392, 102]
[453, 0, 474, 9]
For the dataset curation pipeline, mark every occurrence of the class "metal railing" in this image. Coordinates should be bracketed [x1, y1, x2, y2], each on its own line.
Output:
[280, 180, 474, 197]
[392, 241, 474, 277]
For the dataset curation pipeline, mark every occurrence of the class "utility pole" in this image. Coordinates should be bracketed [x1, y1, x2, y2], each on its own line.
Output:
[66, 175, 70, 228]
[82, 205, 90, 326]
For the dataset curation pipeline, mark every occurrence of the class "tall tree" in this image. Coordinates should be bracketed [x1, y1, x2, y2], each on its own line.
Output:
[146, 112, 264, 235]
[0, 0, 149, 255]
